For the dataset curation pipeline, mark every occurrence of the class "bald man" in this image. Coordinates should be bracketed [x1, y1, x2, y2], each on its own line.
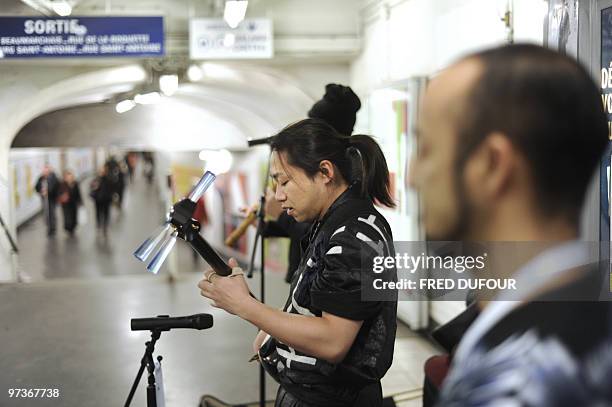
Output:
[411, 44, 612, 404]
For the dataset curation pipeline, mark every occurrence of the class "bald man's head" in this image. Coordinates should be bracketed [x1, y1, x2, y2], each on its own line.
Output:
[412, 44, 607, 240]
[456, 45, 607, 222]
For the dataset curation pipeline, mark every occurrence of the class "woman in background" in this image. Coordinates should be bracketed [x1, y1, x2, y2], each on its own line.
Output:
[58, 170, 82, 236]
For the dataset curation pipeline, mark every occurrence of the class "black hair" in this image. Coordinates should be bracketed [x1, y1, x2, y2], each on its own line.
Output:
[270, 118, 395, 208]
[307, 84, 362, 135]
[457, 44, 608, 224]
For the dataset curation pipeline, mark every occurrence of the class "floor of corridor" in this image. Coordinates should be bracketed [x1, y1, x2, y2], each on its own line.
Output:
[1, 173, 439, 407]
[15, 174, 170, 281]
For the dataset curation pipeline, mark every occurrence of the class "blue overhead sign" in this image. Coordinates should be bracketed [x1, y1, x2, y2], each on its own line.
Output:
[0, 17, 164, 58]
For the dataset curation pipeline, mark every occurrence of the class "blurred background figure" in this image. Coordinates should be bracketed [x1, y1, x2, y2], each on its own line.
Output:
[89, 165, 114, 238]
[124, 152, 137, 184]
[58, 170, 82, 236]
[307, 83, 362, 136]
[105, 156, 126, 209]
[34, 163, 60, 237]
[142, 152, 155, 185]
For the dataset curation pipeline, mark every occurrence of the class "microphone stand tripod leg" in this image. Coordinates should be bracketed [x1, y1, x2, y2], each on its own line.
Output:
[146, 348, 158, 407]
[124, 330, 162, 407]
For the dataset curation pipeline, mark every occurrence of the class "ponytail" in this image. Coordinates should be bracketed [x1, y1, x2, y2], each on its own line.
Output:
[348, 135, 395, 208]
[270, 119, 395, 209]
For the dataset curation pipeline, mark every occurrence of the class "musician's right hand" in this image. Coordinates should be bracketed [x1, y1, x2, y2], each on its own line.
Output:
[253, 330, 269, 354]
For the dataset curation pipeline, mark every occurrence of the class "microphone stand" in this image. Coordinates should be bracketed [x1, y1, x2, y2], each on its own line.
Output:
[125, 329, 163, 407]
[0, 211, 20, 282]
[247, 158, 271, 407]
[0, 211, 18, 254]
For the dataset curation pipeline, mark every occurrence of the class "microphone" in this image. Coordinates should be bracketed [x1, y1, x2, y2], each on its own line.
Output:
[131, 313, 213, 332]
[247, 136, 275, 147]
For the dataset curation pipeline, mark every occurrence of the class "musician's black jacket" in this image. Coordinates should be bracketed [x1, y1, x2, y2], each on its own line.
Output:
[259, 186, 398, 407]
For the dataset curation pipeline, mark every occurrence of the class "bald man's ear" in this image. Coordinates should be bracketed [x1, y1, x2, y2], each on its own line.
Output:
[464, 132, 516, 200]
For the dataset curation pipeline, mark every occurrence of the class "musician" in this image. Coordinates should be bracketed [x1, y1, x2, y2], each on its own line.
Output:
[245, 84, 362, 283]
[199, 119, 397, 407]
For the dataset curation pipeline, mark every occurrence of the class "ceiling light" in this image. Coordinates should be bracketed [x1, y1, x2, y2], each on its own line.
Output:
[199, 149, 233, 174]
[52, 1, 72, 16]
[134, 92, 161, 105]
[201, 63, 238, 81]
[224, 1, 248, 29]
[223, 33, 236, 47]
[159, 74, 178, 96]
[115, 99, 136, 114]
[187, 65, 203, 82]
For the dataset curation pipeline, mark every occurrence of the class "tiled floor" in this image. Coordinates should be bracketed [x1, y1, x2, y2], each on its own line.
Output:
[15, 175, 167, 281]
[1, 175, 440, 406]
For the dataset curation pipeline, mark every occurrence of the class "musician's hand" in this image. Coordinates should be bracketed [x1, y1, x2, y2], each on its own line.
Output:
[239, 204, 259, 226]
[253, 330, 269, 354]
[198, 258, 253, 316]
[264, 187, 283, 220]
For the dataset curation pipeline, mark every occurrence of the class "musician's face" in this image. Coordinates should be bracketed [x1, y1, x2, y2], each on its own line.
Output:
[270, 151, 327, 223]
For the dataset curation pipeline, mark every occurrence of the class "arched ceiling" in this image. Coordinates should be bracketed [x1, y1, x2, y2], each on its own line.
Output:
[10, 63, 314, 150]
[3, 0, 359, 150]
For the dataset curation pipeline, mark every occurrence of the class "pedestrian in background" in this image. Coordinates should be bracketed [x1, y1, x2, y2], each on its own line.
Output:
[35, 163, 60, 237]
[90, 164, 114, 238]
[58, 170, 82, 236]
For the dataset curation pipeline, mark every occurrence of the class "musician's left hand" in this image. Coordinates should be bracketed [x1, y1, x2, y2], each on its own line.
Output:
[198, 258, 253, 316]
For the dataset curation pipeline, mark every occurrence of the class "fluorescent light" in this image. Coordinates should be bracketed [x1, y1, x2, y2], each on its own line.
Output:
[187, 65, 204, 82]
[223, 33, 236, 47]
[115, 99, 136, 114]
[52, 1, 72, 16]
[540, 0, 549, 18]
[201, 63, 238, 81]
[159, 74, 178, 96]
[199, 149, 233, 174]
[187, 65, 203, 82]
[107, 65, 147, 83]
[224, 0, 248, 29]
[134, 92, 161, 105]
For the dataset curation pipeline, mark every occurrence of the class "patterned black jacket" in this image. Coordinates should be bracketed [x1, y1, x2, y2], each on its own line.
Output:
[259, 187, 398, 407]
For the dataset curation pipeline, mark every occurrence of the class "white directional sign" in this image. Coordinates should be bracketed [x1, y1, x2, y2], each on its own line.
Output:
[190, 18, 273, 59]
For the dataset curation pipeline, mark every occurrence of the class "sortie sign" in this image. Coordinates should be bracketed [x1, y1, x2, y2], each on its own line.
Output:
[0, 16, 164, 58]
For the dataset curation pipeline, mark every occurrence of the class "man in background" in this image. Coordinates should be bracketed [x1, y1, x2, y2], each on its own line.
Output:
[35, 163, 60, 237]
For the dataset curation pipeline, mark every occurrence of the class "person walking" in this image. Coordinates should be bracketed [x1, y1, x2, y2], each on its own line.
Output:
[90, 165, 114, 238]
[58, 170, 82, 236]
[34, 163, 60, 237]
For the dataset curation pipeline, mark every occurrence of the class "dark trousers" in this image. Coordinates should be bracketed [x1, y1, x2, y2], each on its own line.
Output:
[95, 201, 111, 230]
[62, 203, 78, 233]
[43, 199, 57, 235]
[274, 382, 382, 407]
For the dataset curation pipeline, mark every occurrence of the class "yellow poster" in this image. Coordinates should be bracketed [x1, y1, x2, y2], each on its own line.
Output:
[25, 164, 33, 198]
[170, 164, 204, 201]
[12, 166, 20, 208]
